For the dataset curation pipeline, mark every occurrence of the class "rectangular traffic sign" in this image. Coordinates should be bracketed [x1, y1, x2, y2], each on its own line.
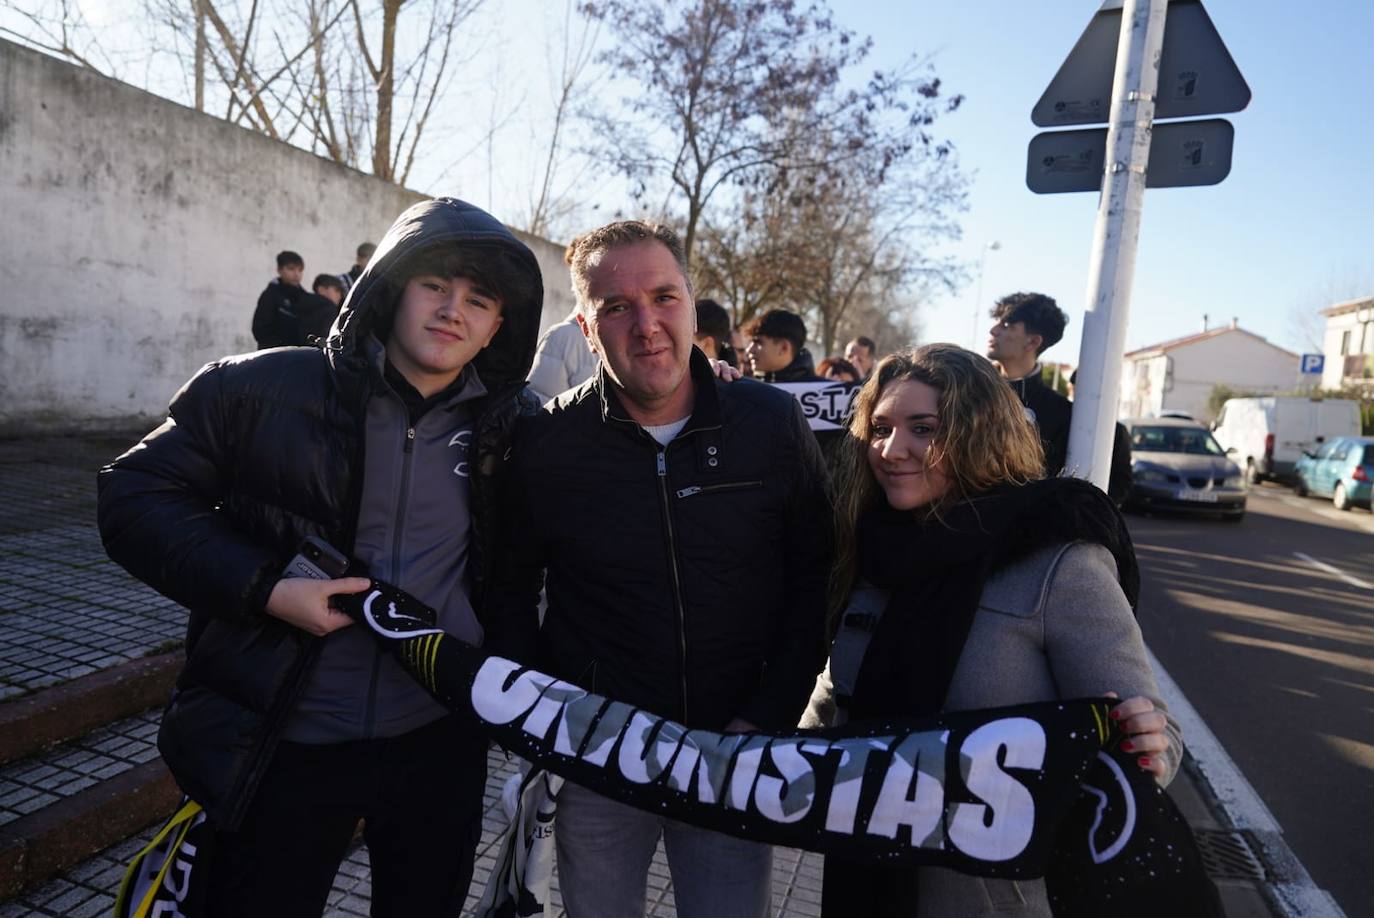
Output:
[1032, 0, 1250, 127]
[1300, 354, 1325, 375]
[1027, 118, 1234, 194]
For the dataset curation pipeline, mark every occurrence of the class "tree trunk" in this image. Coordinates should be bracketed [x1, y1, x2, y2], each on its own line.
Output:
[372, 0, 403, 181]
[194, 0, 205, 111]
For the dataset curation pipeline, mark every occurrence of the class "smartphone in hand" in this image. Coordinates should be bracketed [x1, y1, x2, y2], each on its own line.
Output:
[282, 536, 350, 581]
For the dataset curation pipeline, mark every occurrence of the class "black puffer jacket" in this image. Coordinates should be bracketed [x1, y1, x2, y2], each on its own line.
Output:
[484, 350, 833, 732]
[96, 198, 542, 828]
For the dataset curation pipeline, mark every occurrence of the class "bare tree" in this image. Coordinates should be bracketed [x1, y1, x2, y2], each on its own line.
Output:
[120, 1, 483, 184]
[696, 106, 968, 354]
[1286, 266, 1374, 353]
[694, 199, 793, 329]
[513, 0, 601, 239]
[579, 0, 963, 265]
[0, 0, 119, 74]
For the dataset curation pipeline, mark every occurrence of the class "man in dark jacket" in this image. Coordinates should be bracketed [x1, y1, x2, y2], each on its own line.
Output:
[987, 291, 1074, 476]
[250, 249, 309, 348]
[484, 222, 831, 918]
[98, 198, 543, 915]
[744, 308, 821, 382]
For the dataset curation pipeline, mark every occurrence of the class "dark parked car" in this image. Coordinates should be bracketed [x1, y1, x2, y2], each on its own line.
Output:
[1124, 418, 1247, 521]
[1294, 436, 1374, 511]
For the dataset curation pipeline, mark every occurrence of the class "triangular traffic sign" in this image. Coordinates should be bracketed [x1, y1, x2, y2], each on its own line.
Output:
[1032, 0, 1250, 127]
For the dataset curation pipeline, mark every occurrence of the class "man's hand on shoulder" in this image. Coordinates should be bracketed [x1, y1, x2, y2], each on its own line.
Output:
[710, 359, 743, 382]
[265, 576, 371, 636]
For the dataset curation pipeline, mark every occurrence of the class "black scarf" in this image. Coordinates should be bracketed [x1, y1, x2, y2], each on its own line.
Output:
[331, 575, 1219, 918]
[849, 477, 1139, 723]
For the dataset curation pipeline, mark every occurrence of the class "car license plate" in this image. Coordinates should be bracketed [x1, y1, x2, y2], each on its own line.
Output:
[1179, 489, 1219, 503]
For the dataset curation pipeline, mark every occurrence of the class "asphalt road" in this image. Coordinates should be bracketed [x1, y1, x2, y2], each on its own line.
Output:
[1129, 481, 1374, 913]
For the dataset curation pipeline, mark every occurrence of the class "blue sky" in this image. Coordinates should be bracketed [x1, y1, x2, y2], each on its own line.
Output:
[833, 0, 1374, 362]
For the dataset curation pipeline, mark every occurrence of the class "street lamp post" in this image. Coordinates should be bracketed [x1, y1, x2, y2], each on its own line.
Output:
[969, 241, 1002, 351]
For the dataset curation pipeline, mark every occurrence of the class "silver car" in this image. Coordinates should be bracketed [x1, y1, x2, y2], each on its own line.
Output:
[1124, 417, 1247, 521]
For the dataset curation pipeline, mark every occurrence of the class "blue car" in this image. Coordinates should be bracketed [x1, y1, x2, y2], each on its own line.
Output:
[1294, 436, 1374, 511]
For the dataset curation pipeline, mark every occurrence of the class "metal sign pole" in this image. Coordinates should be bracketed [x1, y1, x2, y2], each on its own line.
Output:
[1066, 0, 1168, 490]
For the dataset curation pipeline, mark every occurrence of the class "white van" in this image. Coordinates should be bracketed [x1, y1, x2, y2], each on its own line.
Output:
[1211, 397, 1361, 483]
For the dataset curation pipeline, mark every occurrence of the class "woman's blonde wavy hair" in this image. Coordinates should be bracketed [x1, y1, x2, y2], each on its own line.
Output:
[828, 344, 1046, 616]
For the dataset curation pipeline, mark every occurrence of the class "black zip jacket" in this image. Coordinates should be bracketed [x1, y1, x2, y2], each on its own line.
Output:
[484, 350, 833, 732]
[96, 198, 542, 829]
[251, 278, 308, 348]
[1008, 367, 1073, 477]
[759, 347, 821, 383]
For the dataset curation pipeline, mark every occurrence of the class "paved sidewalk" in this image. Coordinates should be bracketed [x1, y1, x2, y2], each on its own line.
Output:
[0, 742, 825, 918]
[0, 434, 184, 701]
[0, 432, 1286, 917]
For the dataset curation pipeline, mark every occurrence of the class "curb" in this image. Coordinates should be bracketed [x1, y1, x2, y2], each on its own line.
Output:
[0, 652, 180, 767]
[0, 759, 180, 900]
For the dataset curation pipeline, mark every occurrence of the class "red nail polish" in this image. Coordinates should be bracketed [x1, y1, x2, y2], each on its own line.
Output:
[1138, 756, 1151, 769]
[1121, 740, 1135, 752]
[1109, 709, 1121, 720]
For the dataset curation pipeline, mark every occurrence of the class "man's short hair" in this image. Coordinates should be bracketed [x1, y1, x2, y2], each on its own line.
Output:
[312, 273, 345, 294]
[565, 221, 689, 313]
[695, 299, 731, 345]
[745, 309, 807, 355]
[276, 250, 304, 270]
[991, 292, 1068, 355]
[357, 242, 377, 259]
[848, 335, 876, 354]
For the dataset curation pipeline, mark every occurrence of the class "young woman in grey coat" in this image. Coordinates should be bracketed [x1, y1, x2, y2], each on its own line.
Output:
[805, 344, 1182, 917]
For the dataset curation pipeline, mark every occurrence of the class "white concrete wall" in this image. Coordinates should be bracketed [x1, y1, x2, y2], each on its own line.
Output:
[0, 39, 571, 433]
[512, 229, 576, 339]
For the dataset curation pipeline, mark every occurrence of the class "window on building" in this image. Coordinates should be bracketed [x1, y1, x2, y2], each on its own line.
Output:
[1341, 330, 1352, 355]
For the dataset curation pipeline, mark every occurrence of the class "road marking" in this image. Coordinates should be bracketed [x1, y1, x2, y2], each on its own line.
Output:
[1294, 552, 1372, 590]
[1147, 649, 1346, 917]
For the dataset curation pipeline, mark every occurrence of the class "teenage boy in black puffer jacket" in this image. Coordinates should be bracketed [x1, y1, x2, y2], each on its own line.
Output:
[97, 198, 543, 915]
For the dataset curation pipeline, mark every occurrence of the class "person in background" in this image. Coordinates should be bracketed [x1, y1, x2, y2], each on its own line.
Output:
[694, 298, 738, 368]
[1068, 368, 1134, 505]
[526, 307, 599, 404]
[251, 250, 307, 349]
[987, 291, 1072, 476]
[844, 335, 877, 380]
[816, 356, 861, 383]
[745, 308, 820, 382]
[293, 273, 346, 345]
[806, 344, 1180, 917]
[732, 325, 754, 376]
[340, 241, 376, 294]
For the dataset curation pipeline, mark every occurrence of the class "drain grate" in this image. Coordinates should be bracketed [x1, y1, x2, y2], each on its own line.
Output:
[1195, 829, 1268, 881]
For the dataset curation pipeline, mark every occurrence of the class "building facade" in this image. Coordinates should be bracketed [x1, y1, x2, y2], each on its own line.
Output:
[1319, 296, 1374, 391]
[1119, 322, 1299, 422]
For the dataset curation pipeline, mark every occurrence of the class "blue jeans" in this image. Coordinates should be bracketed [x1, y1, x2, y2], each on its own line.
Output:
[555, 781, 773, 918]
